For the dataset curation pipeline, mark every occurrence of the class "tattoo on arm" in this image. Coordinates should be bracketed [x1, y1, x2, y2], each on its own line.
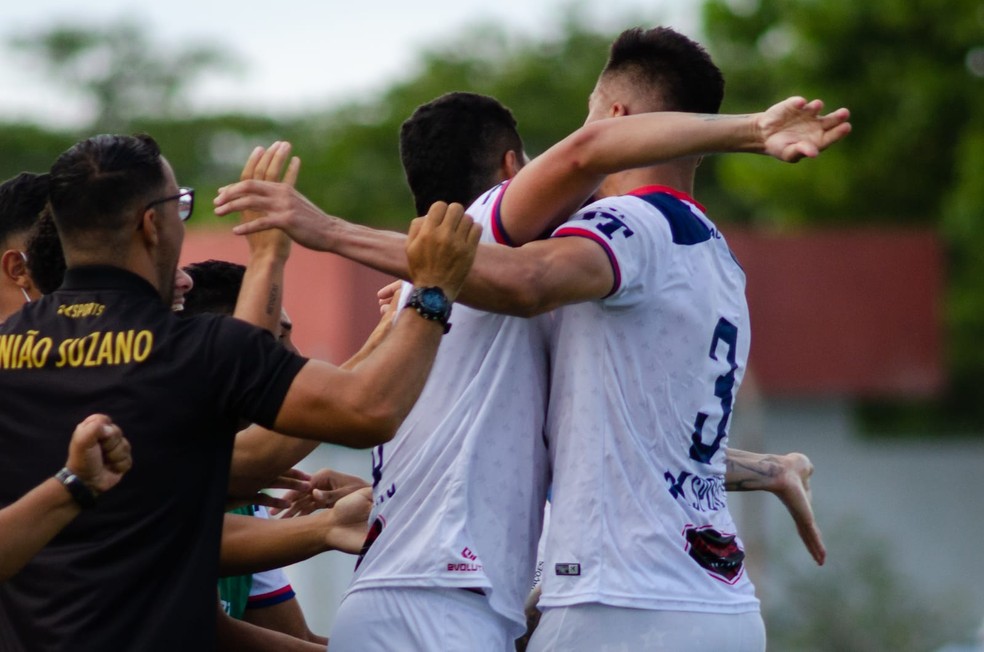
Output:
[266, 283, 280, 316]
[724, 454, 781, 492]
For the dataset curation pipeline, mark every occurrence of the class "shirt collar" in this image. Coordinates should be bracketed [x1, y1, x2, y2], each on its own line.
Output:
[59, 265, 161, 299]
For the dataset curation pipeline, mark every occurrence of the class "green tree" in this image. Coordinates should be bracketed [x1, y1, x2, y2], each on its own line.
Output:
[701, 0, 984, 430]
[10, 20, 238, 131]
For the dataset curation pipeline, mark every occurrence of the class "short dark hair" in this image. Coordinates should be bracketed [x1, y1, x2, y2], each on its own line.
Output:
[24, 207, 67, 295]
[0, 172, 49, 249]
[48, 134, 166, 242]
[400, 92, 524, 216]
[181, 260, 245, 317]
[601, 27, 724, 114]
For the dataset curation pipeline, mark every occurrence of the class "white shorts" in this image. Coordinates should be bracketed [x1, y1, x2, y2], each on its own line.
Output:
[527, 604, 765, 652]
[329, 587, 514, 652]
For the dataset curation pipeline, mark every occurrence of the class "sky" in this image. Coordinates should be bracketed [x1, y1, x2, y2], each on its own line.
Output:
[0, 0, 697, 129]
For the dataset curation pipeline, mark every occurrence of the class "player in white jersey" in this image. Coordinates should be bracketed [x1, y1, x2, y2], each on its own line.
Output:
[427, 28, 848, 651]
[218, 82, 848, 649]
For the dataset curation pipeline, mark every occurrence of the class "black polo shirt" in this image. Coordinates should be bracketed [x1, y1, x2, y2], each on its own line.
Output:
[0, 266, 307, 652]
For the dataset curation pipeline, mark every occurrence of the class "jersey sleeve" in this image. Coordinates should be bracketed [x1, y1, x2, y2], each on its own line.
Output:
[205, 316, 309, 430]
[550, 197, 661, 308]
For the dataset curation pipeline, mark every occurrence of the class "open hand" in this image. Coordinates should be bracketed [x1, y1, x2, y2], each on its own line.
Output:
[758, 97, 851, 162]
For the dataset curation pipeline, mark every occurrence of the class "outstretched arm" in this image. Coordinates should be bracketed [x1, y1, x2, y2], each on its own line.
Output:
[219, 488, 372, 576]
[0, 415, 131, 581]
[725, 449, 826, 566]
[498, 97, 851, 244]
[216, 97, 850, 256]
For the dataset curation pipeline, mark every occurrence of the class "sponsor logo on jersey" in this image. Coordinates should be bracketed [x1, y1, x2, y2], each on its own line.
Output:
[683, 525, 745, 584]
[447, 547, 483, 572]
[664, 469, 727, 513]
[555, 563, 581, 576]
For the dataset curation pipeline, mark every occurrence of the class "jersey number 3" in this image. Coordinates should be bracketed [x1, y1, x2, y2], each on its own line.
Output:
[688, 317, 739, 465]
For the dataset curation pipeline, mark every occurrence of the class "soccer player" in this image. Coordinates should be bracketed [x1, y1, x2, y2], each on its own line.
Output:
[0, 133, 479, 650]
[217, 79, 846, 649]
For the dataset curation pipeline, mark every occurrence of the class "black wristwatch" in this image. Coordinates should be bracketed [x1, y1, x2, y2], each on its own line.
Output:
[405, 286, 453, 334]
[56, 467, 98, 509]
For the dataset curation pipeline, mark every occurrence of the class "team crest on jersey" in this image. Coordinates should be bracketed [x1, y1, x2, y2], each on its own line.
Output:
[682, 525, 745, 584]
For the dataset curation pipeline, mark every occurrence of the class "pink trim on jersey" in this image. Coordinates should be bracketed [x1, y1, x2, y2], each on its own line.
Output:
[553, 227, 621, 297]
[246, 584, 295, 609]
[489, 180, 516, 246]
[627, 185, 706, 213]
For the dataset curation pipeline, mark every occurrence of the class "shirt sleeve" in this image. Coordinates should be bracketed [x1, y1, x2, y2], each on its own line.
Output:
[205, 316, 309, 430]
[550, 197, 659, 308]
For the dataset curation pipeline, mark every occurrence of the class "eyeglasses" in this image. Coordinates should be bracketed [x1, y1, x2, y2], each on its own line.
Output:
[145, 187, 195, 222]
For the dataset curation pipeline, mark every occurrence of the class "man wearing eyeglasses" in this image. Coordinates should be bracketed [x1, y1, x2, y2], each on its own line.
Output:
[0, 133, 480, 652]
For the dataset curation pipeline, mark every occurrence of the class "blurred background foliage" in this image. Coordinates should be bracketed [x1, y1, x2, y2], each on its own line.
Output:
[2, 0, 983, 433]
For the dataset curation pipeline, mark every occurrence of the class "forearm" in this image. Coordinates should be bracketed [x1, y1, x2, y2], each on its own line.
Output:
[501, 112, 758, 245]
[724, 448, 784, 492]
[234, 249, 288, 335]
[216, 601, 325, 652]
[325, 219, 412, 280]
[274, 310, 444, 447]
[228, 426, 319, 498]
[0, 478, 80, 581]
[220, 513, 329, 576]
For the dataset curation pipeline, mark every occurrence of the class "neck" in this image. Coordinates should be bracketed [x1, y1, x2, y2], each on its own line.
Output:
[596, 160, 697, 200]
[64, 246, 163, 298]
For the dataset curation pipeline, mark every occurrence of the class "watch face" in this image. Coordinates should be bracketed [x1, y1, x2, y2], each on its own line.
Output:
[419, 287, 449, 312]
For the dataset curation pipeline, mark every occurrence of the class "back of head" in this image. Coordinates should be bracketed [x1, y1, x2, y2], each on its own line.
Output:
[0, 172, 49, 250]
[180, 260, 245, 317]
[48, 134, 165, 249]
[400, 92, 523, 216]
[25, 208, 67, 295]
[601, 27, 724, 114]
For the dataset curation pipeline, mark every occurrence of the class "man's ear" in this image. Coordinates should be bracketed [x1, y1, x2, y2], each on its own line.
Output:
[610, 102, 629, 118]
[501, 149, 523, 181]
[137, 209, 160, 247]
[1, 249, 30, 287]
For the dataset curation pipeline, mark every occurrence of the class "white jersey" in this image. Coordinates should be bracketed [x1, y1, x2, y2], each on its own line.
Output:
[539, 186, 759, 614]
[344, 182, 552, 636]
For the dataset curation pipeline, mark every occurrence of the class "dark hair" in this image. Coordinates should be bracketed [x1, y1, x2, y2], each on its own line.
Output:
[48, 133, 166, 242]
[0, 172, 49, 249]
[181, 260, 245, 317]
[601, 27, 724, 114]
[400, 92, 524, 216]
[24, 207, 67, 295]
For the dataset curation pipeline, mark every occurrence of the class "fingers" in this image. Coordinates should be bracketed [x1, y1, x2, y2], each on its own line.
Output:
[231, 217, 277, 236]
[240, 146, 265, 182]
[250, 492, 290, 512]
[99, 423, 132, 473]
[260, 141, 293, 182]
[71, 413, 111, 449]
[283, 156, 301, 187]
[268, 474, 311, 493]
[252, 141, 282, 182]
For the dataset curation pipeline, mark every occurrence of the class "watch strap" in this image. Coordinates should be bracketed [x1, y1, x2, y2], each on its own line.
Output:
[406, 287, 453, 334]
[56, 467, 98, 509]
